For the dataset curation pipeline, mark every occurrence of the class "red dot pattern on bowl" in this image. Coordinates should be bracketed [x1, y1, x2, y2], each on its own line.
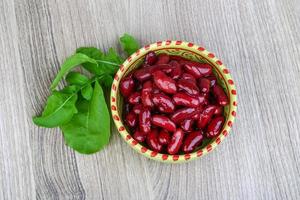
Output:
[110, 41, 237, 163]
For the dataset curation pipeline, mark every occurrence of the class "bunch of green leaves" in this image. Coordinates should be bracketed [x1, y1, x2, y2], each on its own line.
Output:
[33, 33, 140, 154]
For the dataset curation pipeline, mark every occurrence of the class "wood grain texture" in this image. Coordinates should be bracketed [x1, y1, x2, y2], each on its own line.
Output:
[0, 0, 299, 199]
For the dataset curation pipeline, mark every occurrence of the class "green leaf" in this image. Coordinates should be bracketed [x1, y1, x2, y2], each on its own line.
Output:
[119, 33, 140, 55]
[60, 85, 79, 94]
[33, 91, 78, 128]
[76, 47, 104, 75]
[76, 47, 103, 60]
[60, 81, 110, 154]
[76, 47, 121, 76]
[66, 72, 89, 86]
[95, 48, 123, 75]
[50, 53, 98, 90]
[81, 83, 93, 100]
[98, 74, 113, 88]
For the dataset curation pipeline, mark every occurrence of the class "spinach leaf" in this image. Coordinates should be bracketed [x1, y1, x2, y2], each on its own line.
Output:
[60, 85, 79, 94]
[76, 47, 104, 75]
[81, 83, 93, 100]
[95, 48, 123, 75]
[33, 91, 78, 128]
[50, 53, 98, 90]
[119, 33, 140, 55]
[66, 71, 89, 86]
[97, 74, 113, 88]
[60, 81, 110, 154]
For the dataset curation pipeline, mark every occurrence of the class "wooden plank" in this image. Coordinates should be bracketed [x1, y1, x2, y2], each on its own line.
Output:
[0, 0, 299, 199]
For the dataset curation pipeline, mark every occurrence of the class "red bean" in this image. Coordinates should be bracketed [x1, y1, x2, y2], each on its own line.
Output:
[197, 105, 216, 129]
[169, 61, 182, 79]
[156, 53, 170, 64]
[141, 81, 154, 107]
[139, 107, 151, 133]
[181, 73, 196, 83]
[147, 129, 162, 152]
[198, 78, 211, 93]
[120, 75, 135, 97]
[184, 62, 212, 78]
[192, 112, 200, 120]
[212, 85, 229, 106]
[133, 130, 146, 142]
[167, 128, 184, 154]
[134, 67, 152, 82]
[158, 130, 171, 145]
[125, 111, 137, 127]
[152, 93, 175, 113]
[177, 79, 199, 95]
[170, 107, 198, 124]
[180, 119, 194, 132]
[132, 104, 143, 114]
[182, 131, 204, 153]
[128, 92, 141, 104]
[206, 116, 224, 138]
[214, 105, 223, 116]
[153, 71, 177, 94]
[145, 51, 157, 65]
[197, 94, 207, 105]
[151, 115, 176, 132]
[207, 76, 217, 87]
[173, 92, 200, 107]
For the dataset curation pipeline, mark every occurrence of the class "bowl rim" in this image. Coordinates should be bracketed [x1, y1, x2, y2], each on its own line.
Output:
[110, 40, 237, 163]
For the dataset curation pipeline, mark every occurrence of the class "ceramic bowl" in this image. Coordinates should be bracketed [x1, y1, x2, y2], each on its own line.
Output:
[110, 40, 237, 163]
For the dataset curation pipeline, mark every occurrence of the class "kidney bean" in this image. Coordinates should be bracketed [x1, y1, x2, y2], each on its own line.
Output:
[207, 75, 217, 87]
[120, 75, 135, 97]
[151, 115, 176, 132]
[177, 79, 199, 95]
[158, 130, 171, 145]
[197, 94, 207, 105]
[169, 61, 182, 79]
[212, 85, 229, 106]
[167, 128, 184, 154]
[214, 105, 223, 116]
[173, 92, 200, 107]
[139, 107, 151, 133]
[197, 105, 216, 129]
[141, 81, 154, 107]
[125, 111, 137, 127]
[153, 71, 177, 94]
[182, 131, 204, 153]
[156, 53, 170, 64]
[184, 62, 212, 78]
[192, 112, 200, 120]
[198, 78, 211, 93]
[145, 51, 157, 65]
[147, 129, 162, 152]
[206, 116, 224, 138]
[134, 67, 151, 82]
[153, 64, 174, 72]
[180, 119, 194, 132]
[133, 130, 146, 143]
[170, 107, 198, 124]
[152, 93, 175, 113]
[181, 73, 196, 83]
[128, 92, 141, 104]
[132, 104, 143, 114]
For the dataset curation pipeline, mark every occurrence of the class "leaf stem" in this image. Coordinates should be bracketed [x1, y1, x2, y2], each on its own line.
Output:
[95, 60, 120, 66]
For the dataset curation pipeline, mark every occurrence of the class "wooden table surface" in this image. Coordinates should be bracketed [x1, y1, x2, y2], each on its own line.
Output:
[1, 0, 299, 199]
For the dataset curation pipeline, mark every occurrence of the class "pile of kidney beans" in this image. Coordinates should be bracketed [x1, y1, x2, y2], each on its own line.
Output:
[120, 51, 229, 155]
